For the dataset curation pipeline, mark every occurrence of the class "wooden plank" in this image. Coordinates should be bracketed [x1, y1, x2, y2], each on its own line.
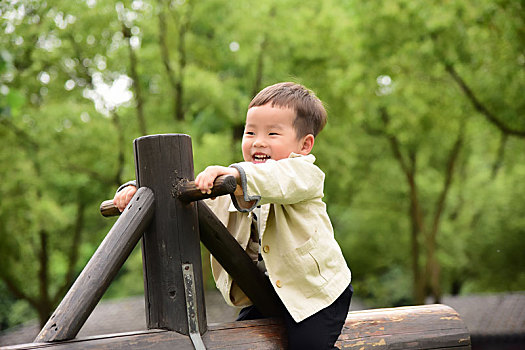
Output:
[204, 319, 286, 349]
[197, 201, 284, 318]
[4, 321, 286, 350]
[134, 134, 206, 335]
[341, 305, 469, 337]
[9, 330, 193, 350]
[5, 305, 471, 350]
[336, 332, 471, 350]
[34, 187, 155, 342]
[336, 304, 471, 350]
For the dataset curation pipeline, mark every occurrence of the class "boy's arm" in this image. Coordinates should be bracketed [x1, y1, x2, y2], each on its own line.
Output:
[231, 155, 324, 207]
[195, 166, 257, 210]
[194, 166, 240, 194]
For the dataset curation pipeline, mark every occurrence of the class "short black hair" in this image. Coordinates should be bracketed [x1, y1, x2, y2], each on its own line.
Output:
[249, 82, 327, 138]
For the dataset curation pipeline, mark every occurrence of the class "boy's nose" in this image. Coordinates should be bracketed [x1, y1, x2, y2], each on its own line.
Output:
[253, 138, 266, 147]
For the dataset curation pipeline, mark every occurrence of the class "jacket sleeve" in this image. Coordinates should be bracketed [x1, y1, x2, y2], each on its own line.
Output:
[230, 155, 324, 208]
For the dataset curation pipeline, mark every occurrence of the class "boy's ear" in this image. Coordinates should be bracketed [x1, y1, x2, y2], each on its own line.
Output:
[300, 134, 315, 155]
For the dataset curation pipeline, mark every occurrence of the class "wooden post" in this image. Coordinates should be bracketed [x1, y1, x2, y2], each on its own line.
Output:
[34, 187, 155, 342]
[98, 181, 284, 318]
[134, 134, 207, 335]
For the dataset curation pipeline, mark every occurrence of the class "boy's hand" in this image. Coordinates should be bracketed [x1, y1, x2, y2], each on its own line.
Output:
[195, 166, 239, 195]
[113, 185, 137, 212]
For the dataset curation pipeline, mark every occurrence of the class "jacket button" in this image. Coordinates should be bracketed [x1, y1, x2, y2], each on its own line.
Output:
[263, 245, 270, 253]
[275, 280, 282, 288]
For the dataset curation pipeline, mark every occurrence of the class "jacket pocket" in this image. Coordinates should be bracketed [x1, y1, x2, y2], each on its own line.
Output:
[281, 237, 332, 297]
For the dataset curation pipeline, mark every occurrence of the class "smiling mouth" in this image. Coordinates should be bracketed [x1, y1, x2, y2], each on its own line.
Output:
[253, 154, 271, 163]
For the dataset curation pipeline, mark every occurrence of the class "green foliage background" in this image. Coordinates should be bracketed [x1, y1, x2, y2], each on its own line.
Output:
[0, 0, 524, 328]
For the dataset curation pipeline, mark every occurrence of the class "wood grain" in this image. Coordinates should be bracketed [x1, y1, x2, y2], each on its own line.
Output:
[134, 134, 207, 335]
[9, 305, 470, 349]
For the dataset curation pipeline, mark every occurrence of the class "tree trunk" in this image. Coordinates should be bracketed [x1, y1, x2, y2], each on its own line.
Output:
[424, 126, 464, 303]
[123, 24, 147, 135]
[407, 171, 425, 304]
[157, 0, 191, 121]
[110, 110, 125, 186]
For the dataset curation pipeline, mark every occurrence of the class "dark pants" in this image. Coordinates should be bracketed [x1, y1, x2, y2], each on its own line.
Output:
[237, 284, 353, 350]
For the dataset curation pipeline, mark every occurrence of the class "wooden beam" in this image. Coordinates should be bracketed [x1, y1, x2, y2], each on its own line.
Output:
[9, 305, 469, 349]
[34, 187, 155, 342]
[197, 201, 284, 318]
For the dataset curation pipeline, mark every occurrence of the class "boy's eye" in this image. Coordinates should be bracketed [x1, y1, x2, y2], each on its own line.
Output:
[269, 132, 279, 136]
[245, 131, 255, 135]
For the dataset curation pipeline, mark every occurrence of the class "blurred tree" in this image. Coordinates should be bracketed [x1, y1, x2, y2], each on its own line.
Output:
[0, 0, 523, 330]
[0, 0, 130, 327]
[338, 0, 525, 304]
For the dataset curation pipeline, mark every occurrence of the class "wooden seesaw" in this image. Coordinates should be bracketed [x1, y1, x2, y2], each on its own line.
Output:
[1, 134, 471, 350]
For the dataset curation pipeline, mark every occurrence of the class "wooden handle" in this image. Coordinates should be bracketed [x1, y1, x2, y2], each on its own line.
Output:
[100, 200, 122, 217]
[176, 174, 237, 202]
[100, 175, 238, 217]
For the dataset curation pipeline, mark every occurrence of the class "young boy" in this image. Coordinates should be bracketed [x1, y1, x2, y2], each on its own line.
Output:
[114, 82, 352, 349]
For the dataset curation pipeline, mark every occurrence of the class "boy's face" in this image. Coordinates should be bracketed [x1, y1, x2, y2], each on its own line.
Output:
[242, 103, 314, 163]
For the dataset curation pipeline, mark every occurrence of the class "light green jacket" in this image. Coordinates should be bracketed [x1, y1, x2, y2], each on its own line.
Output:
[206, 154, 351, 322]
